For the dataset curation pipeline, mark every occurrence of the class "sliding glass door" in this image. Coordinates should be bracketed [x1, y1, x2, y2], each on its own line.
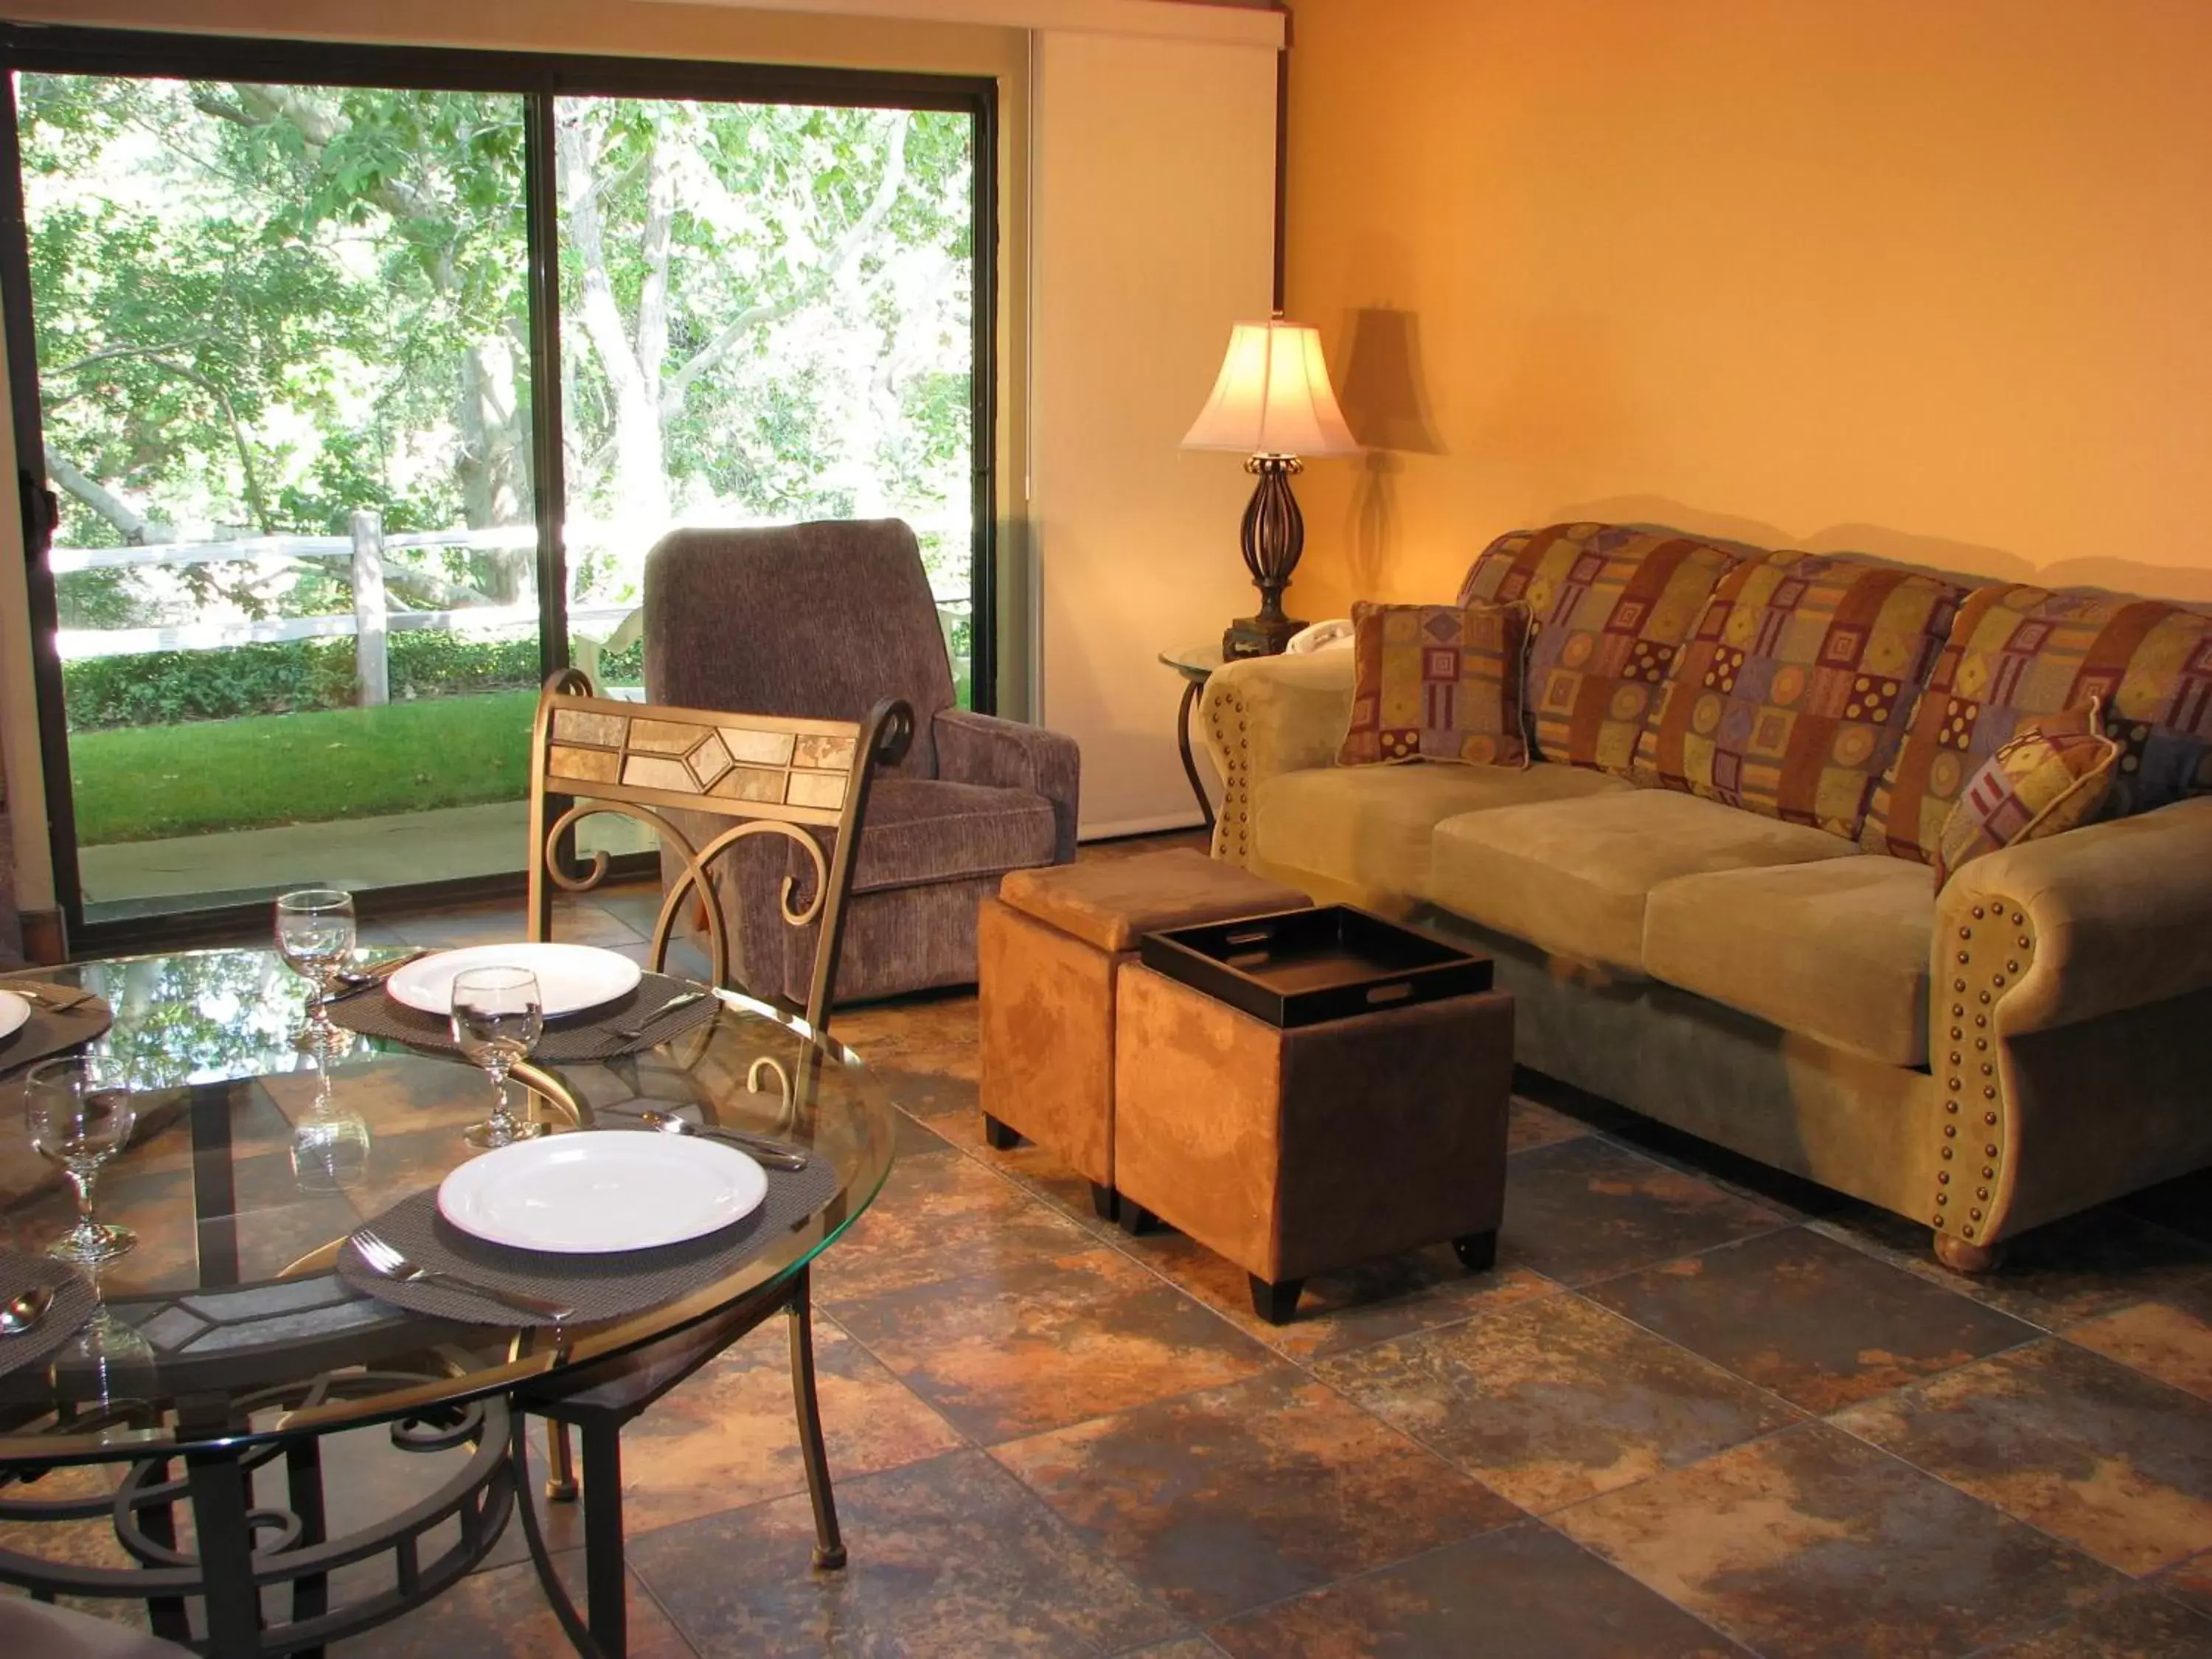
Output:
[0, 29, 994, 942]
[14, 72, 543, 922]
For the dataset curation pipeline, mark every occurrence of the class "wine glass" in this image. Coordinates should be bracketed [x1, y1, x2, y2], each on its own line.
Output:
[451, 966, 546, 1150]
[290, 1056, 372, 1193]
[275, 888, 356, 1054]
[24, 1054, 139, 1265]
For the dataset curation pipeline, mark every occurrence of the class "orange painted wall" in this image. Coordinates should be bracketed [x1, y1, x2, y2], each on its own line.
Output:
[1280, 0, 2212, 615]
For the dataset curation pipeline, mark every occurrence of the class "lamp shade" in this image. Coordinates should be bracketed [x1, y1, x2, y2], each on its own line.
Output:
[1182, 318, 1360, 459]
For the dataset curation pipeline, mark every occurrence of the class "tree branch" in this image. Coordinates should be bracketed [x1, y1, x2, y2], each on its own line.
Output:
[659, 111, 911, 417]
[44, 445, 174, 545]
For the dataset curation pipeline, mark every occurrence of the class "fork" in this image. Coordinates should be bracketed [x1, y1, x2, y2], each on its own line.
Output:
[1, 981, 92, 1012]
[349, 1228, 577, 1326]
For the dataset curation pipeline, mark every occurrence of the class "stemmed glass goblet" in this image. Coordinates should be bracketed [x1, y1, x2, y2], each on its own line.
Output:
[275, 888, 356, 1054]
[451, 966, 546, 1150]
[24, 1054, 139, 1266]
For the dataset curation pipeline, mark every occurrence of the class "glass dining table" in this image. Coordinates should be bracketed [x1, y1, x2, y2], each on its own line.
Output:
[0, 945, 897, 1655]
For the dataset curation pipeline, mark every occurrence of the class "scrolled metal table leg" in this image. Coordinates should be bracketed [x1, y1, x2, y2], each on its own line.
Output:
[1175, 677, 1214, 835]
[787, 1267, 846, 1571]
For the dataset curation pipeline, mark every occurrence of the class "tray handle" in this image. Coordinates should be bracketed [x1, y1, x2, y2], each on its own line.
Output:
[1365, 981, 1414, 1006]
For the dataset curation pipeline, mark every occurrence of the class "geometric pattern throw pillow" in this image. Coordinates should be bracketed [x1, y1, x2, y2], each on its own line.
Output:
[1634, 551, 1966, 841]
[1863, 583, 2212, 864]
[1458, 523, 1745, 776]
[1337, 599, 1532, 769]
[1933, 698, 2121, 887]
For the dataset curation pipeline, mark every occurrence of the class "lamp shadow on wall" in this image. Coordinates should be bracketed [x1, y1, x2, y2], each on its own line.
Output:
[1334, 307, 1442, 597]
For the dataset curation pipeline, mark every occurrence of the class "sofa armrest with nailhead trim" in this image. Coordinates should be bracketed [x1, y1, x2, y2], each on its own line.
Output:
[1198, 650, 1356, 866]
[1924, 795, 2212, 1261]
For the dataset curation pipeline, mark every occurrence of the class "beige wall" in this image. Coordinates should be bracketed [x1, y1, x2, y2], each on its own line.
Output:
[1281, 0, 2212, 616]
[1031, 28, 1279, 835]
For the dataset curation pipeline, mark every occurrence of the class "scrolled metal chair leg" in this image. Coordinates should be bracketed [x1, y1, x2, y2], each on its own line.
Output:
[786, 1267, 846, 1570]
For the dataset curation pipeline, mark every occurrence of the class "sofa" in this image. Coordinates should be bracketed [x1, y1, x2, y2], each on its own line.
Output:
[1201, 521, 2212, 1270]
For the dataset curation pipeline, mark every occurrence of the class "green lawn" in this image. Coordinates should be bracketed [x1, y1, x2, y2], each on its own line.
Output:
[72, 690, 540, 845]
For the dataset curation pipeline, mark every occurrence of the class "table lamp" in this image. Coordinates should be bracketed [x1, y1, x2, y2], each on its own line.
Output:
[1183, 313, 1361, 658]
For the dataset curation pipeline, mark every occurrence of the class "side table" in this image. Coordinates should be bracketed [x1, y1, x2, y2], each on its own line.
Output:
[1159, 643, 1225, 833]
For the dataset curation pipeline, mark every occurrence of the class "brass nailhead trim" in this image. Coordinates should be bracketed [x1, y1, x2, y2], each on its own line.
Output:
[1985, 1143, 1999, 1156]
[1970, 1207, 1983, 1220]
[1944, 1102, 1959, 1114]
[1963, 1224, 1976, 1237]
[1976, 1186, 1989, 1200]
[1938, 1172, 1950, 1184]
[1941, 1147, 1954, 1160]
[1944, 1125, 1957, 1138]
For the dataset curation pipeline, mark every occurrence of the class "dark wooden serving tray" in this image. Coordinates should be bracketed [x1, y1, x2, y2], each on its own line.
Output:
[1138, 905, 1492, 1029]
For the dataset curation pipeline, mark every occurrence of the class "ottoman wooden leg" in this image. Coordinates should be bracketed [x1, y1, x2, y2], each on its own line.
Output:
[1248, 1276, 1304, 1325]
[982, 1113, 1020, 1151]
[1119, 1201, 1161, 1237]
[1453, 1231, 1498, 1273]
[1088, 1183, 1121, 1223]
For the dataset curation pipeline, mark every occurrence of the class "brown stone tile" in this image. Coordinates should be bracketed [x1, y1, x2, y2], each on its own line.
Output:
[1555, 1421, 2122, 1659]
[1975, 1586, 2212, 1658]
[1585, 1226, 2039, 1411]
[1124, 1641, 1232, 1659]
[331, 1550, 692, 1658]
[1124, 1228, 1560, 1363]
[1812, 1200, 2212, 1329]
[2067, 1279, 2212, 1402]
[2162, 1550, 2212, 1620]
[1832, 1339, 2212, 1574]
[929, 1107, 1126, 1242]
[831, 991, 978, 1081]
[1312, 1293, 1800, 1514]
[1595, 1117, 1854, 1221]
[827, 1245, 1281, 1443]
[1206, 1518, 1749, 1658]
[1500, 1136, 1791, 1286]
[392, 897, 643, 950]
[992, 1369, 1522, 1623]
[1506, 1093, 1589, 1152]
[552, 1315, 967, 1540]
[629, 1447, 1183, 1656]
[810, 1138, 1100, 1304]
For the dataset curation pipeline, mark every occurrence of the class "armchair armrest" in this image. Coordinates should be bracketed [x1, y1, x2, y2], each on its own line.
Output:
[1941, 795, 2212, 1037]
[1198, 651, 1355, 866]
[934, 709, 1081, 862]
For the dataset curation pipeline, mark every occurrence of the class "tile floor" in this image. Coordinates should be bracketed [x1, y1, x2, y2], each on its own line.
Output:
[19, 845, 2212, 1656]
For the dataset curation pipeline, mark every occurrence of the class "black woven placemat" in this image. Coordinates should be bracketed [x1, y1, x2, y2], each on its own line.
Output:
[0, 1254, 98, 1380]
[0, 987, 115, 1079]
[335, 1144, 840, 1325]
[327, 971, 720, 1061]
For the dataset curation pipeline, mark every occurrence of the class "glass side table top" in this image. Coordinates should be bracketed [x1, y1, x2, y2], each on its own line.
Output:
[0, 947, 897, 1464]
[1158, 644, 1226, 681]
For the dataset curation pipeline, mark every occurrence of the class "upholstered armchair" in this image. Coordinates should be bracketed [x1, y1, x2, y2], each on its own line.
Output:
[644, 518, 1079, 1004]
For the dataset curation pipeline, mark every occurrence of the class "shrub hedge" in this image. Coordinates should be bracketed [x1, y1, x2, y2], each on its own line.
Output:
[64, 634, 646, 730]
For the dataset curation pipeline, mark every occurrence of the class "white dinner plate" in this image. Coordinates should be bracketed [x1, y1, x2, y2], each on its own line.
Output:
[0, 990, 29, 1043]
[387, 942, 643, 1019]
[438, 1131, 768, 1253]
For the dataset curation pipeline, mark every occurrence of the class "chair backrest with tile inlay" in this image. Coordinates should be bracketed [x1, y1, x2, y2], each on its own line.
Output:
[526, 669, 912, 1032]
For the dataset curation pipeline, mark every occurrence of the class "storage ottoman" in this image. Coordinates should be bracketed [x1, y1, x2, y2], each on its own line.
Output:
[977, 849, 1308, 1218]
[1113, 908, 1514, 1323]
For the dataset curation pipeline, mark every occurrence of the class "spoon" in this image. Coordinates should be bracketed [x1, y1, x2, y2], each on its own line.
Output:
[625, 1110, 807, 1171]
[333, 949, 431, 988]
[0, 1284, 55, 1337]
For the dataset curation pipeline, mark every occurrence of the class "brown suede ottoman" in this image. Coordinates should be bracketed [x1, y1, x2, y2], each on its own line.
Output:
[977, 849, 1308, 1220]
[1113, 960, 1514, 1324]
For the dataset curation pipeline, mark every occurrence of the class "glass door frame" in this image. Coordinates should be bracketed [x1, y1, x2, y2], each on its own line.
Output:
[0, 25, 998, 953]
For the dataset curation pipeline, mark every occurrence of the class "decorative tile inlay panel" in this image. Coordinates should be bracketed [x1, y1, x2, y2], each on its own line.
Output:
[628, 717, 703, 754]
[621, 754, 696, 793]
[550, 708, 625, 747]
[684, 735, 731, 788]
[720, 726, 796, 766]
[794, 733, 857, 771]
[547, 745, 619, 785]
[713, 767, 788, 804]
[785, 771, 849, 810]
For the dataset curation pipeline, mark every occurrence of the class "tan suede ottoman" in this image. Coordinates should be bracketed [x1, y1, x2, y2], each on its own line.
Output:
[1113, 959, 1514, 1324]
[977, 849, 1308, 1220]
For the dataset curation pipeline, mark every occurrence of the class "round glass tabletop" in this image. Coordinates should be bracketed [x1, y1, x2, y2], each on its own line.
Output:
[0, 948, 897, 1465]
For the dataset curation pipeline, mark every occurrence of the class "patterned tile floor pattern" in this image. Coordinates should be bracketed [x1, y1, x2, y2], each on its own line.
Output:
[10, 846, 2212, 1657]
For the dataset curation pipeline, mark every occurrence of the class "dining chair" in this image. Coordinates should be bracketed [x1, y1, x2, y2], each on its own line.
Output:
[512, 669, 912, 1659]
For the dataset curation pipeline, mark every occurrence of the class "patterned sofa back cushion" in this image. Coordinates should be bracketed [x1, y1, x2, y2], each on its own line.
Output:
[1863, 585, 2212, 863]
[1458, 524, 1745, 775]
[1635, 551, 1966, 842]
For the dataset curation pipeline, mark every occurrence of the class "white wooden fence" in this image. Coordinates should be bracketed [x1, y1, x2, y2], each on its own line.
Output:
[53, 513, 975, 703]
